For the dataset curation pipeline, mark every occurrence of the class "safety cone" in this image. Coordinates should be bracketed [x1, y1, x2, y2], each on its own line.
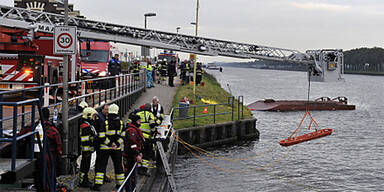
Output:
[203, 106, 208, 114]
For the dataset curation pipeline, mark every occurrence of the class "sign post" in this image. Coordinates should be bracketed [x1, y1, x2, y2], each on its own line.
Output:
[54, 0, 74, 175]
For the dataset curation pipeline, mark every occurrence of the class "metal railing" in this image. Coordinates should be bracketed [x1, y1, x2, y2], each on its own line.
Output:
[0, 99, 41, 170]
[0, 72, 146, 126]
[117, 162, 138, 192]
[170, 96, 245, 127]
[0, 72, 147, 175]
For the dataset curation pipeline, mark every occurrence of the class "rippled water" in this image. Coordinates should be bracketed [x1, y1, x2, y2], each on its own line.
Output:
[174, 67, 384, 192]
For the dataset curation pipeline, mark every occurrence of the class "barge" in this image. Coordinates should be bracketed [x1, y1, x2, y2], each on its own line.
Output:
[248, 96, 355, 111]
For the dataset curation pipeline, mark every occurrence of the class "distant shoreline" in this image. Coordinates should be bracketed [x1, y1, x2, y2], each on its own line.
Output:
[217, 63, 384, 76]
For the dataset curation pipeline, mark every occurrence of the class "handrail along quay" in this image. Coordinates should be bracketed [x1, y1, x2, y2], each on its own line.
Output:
[0, 72, 146, 185]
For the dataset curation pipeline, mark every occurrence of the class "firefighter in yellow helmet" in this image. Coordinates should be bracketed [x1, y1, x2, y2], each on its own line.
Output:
[92, 104, 125, 191]
[78, 101, 88, 112]
[135, 103, 157, 174]
[79, 107, 98, 187]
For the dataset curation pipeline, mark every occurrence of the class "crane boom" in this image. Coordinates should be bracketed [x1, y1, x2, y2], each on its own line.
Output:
[0, 4, 344, 82]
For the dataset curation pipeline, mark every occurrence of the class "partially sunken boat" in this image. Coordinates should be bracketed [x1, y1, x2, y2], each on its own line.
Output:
[247, 96, 355, 111]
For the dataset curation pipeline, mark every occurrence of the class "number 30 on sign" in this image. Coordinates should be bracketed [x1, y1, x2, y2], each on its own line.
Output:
[54, 26, 77, 55]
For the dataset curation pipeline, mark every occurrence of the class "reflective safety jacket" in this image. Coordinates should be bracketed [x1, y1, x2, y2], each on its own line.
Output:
[98, 115, 125, 150]
[151, 103, 164, 125]
[196, 68, 204, 76]
[136, 110, 156, 139]
[123, 123, 145, 158]
[80, 120, 97, 152]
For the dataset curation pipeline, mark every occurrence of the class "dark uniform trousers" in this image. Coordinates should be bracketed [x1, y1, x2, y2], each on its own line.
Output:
[94, 119, 125, 186]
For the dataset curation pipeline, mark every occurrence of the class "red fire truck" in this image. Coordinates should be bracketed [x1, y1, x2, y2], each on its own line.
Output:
[80, 41, 119, 79]
[0, 26, 75, 90]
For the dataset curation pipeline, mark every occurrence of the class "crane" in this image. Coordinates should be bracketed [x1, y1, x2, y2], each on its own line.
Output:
[0, 4, 344, 82]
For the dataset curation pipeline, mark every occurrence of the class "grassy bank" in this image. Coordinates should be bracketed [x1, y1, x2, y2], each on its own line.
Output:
[171, 72, 252, 129]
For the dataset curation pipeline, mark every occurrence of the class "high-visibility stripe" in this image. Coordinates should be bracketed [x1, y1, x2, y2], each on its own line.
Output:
[81, 136, 90, 142]
[143, 133, 151, 139]
[116, 173, 125, 185]
[100, 145, 110, 150]
[99, 132, 106, 137]
[131, 144, 137, 149]
[82, 146, 94, 151]
[106, 131, 116, 135]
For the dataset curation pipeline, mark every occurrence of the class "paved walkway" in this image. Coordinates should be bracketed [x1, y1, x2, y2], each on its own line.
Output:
[129, 78, 180, 114]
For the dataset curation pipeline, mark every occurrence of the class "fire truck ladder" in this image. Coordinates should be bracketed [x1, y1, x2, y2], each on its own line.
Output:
[0, 4, 344, 82]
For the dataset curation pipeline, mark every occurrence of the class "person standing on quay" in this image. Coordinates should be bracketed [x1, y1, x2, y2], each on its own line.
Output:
[151, 96, 164, 125]
[168, 60, 177, 87]
[92, 104, 125, 191]
[123, 114, 144, 192]
[135, 103, 157, 173]
[79, 107, 98, 188]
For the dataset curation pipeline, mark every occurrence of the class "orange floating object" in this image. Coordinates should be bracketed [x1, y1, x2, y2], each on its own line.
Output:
[279, 128, 333, 146]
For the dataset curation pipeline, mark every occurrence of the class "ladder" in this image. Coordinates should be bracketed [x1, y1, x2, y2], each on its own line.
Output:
[156, 141, 177, 192]
[0, 4, 344, 82]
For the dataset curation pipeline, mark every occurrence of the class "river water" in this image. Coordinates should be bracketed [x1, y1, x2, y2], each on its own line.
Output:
[174, 67, 384, 192]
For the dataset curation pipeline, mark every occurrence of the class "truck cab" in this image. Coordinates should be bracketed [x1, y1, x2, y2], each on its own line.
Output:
[80, 41, 111, 78]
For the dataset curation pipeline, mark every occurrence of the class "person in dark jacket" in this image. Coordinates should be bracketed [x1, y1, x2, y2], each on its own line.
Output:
[167, 60, 177, 87]
[108, 54, 121, 76]
[92, 104, 125, 191]
[123, 114, 144, 192]
[196, 62, 204, 85]
[108, 54, 121, 88]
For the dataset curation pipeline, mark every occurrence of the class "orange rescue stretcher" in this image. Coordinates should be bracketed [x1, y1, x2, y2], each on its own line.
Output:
[279, 111, 333, 146]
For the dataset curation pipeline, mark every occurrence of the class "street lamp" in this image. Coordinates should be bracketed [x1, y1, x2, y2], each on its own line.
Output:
[144, 12, 156, 29]
[142, 12, 156, 58]
[176, 27, 181, 34]
[192, 0, 199, 95]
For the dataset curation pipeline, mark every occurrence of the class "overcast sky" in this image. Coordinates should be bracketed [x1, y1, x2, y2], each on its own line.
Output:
[1, 0, 384, 62]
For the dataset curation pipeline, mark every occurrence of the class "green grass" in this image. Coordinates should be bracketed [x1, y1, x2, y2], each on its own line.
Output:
[171, 72, 252, 129]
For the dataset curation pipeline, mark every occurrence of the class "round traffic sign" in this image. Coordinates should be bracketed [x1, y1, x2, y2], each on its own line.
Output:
[57, 33, 73, 49]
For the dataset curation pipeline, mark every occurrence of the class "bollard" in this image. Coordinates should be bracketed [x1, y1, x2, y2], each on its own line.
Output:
[116, 75, 119, 94]
[81, 81, 86, 102]
[43, 83, 50, 107]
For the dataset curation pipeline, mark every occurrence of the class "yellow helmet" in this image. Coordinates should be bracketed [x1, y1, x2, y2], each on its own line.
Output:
[82, 107, 97, 119]
[79, 101, 88, 109]
[108, 104, 119, 115]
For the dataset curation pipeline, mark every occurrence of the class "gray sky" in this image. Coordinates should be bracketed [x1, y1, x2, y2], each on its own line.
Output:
[1, 0, 383, 62]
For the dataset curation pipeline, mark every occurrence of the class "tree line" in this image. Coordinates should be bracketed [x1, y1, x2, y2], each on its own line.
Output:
[344, 47, 384, 72]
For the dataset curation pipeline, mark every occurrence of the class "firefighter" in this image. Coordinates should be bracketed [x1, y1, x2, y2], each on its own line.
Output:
[196, 62, 204, 85]
[179, 61, 186, 85]
[78, 101, 88, 112]
[79, 107, 98, 187]
[167, 60, 176, 87]
[184, 60, 191, 84]
[160, 59, 168, 82]
[151, 96, 164, 125]
[135, 103, 157, 173]
[142, 61, 153, 88]
[123, 114, 144, 192]
[92, 104, 125, 191]
[132, 60, 140, 81]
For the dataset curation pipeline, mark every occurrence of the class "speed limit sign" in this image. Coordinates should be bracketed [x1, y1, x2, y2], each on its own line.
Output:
[54, 26, 77, 54]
